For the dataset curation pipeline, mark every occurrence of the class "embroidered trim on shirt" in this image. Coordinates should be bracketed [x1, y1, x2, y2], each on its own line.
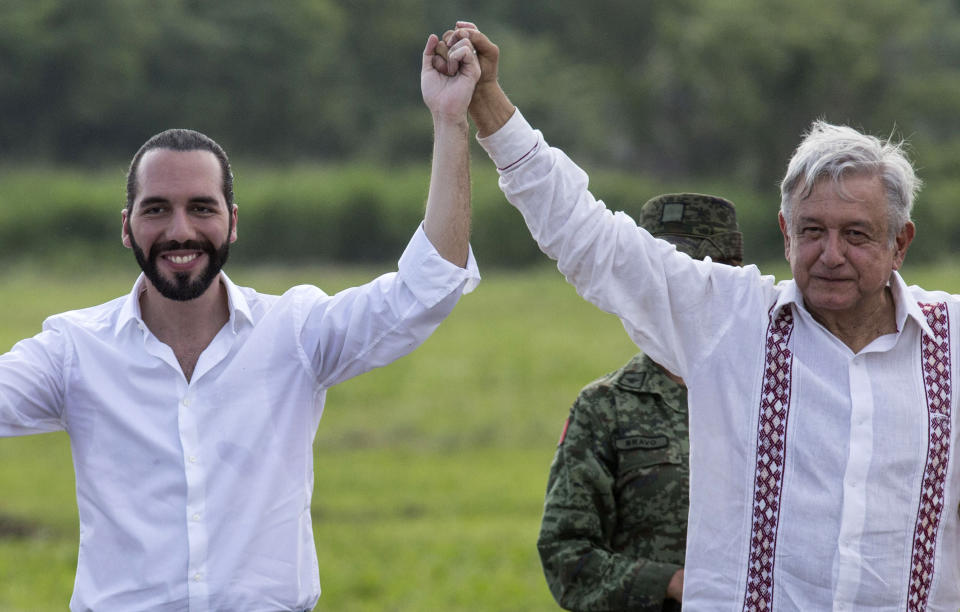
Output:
[908, 302, 952, 611]
[742, 304, 794, 612]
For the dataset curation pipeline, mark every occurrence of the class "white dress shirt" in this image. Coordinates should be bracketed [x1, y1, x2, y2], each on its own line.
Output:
[479, 110, 959, 611]
[0, 225, 479, 612]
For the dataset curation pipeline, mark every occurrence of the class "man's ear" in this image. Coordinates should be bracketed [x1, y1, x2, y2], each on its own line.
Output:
[778, 211, 791, 262]
[121, 207, 132, 249]
[229, 204, 239, 243]
[891, 220, 915, 271]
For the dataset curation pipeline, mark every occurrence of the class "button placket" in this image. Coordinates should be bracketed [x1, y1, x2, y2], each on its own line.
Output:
[179, 386, 210, 610]
[833, 355, 874, 606]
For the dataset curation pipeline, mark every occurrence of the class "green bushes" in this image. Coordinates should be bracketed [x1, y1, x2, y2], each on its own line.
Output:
[4, 161, 960, 269]
[0, 162, 546, 268]
[233, 164, 423, 264]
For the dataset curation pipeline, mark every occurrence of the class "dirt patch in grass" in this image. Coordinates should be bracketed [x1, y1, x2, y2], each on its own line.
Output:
[0, 512, 43, 539]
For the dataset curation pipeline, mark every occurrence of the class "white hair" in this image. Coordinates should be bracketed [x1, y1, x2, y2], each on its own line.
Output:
[779, 120, 920, 244]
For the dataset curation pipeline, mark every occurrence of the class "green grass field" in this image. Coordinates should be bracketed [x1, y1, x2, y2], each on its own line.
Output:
[2, 258, 959, 611]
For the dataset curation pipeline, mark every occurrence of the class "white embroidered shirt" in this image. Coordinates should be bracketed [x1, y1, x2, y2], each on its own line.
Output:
[479, 110, 959, 611]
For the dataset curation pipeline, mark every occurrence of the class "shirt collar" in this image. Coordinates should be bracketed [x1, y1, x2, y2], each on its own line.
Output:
[888, 270, 934, 338]
[113, 271, 255, 337]
[770, 278, 802, 319]
[221, 271, 254, 332]
[769, 270, 933, 339]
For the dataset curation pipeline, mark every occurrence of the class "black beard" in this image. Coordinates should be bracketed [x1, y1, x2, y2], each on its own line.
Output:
[130, 235, 230, 301]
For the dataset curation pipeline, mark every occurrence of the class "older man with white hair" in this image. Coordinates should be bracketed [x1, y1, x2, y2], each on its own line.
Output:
[447, 21, 958, 611]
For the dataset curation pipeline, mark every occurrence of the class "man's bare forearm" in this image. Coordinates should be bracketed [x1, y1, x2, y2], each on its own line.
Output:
[423, 115, 471, 267]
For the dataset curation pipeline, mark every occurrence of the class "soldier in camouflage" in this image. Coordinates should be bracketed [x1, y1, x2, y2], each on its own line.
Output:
[537, 193, 743, 611]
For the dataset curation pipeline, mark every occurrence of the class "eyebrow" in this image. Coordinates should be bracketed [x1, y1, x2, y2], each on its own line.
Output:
[796, 215, 873, 230]
[137, 195, 222, 208]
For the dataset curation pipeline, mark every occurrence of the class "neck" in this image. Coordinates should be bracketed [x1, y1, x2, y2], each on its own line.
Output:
[806, 287, 898, 353]
[138, 276, 230, 346]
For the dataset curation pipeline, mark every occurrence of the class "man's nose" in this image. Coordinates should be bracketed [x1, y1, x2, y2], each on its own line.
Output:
[819, 231, 846, 266]
[166, 208, 195, 242]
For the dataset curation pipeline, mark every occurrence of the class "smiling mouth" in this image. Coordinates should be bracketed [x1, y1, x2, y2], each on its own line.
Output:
[162, 252, 202, 266]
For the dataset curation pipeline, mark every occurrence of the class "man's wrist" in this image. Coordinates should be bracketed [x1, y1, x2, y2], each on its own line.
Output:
[469, 81, 515, 138]
[431, 112, 470, 132]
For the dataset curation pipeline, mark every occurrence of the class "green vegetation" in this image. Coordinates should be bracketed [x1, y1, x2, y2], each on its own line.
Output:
[7, 0, 960, 193]
[8, 1, 960, 266]
[5, 153, 960, 271]
[0, 161, 789, 268]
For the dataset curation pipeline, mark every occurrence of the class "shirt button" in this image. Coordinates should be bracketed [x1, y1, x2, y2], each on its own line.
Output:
[182, 397, 191, 408]
[192, 513, 201, 521]
[188, 456, 197, 464]
[193, 573, 202, 582]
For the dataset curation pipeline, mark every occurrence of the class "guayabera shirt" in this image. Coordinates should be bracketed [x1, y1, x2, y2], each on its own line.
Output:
[0, 226, 479, 612]
[480, 110, 960, 611]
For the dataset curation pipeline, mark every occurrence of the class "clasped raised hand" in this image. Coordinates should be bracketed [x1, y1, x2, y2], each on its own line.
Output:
[421, 33, 480, 120]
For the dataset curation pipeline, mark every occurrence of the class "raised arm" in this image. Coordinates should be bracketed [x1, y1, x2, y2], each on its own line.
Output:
[443, 21, 515, 138]
[420, 33, 480, 267]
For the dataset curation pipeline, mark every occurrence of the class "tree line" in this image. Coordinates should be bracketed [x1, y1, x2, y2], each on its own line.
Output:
[4, 0, 960, 264]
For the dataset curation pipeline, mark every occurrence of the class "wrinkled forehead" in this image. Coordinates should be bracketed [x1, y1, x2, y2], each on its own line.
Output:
[789, 173, 890, 228]
[791, 169, 884, 204]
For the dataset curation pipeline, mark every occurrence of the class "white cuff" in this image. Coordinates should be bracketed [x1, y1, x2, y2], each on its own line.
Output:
[476, 109, 541, 172]
[397, 224, 480, 308]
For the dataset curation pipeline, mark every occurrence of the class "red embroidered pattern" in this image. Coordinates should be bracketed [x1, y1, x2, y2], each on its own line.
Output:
[742, 305, 794, 612]
[908, 302, 952, 611]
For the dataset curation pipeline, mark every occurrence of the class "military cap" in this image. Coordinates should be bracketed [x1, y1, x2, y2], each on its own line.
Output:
[637, 193, 743, 263]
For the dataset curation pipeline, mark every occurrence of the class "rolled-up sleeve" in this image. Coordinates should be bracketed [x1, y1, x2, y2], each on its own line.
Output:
[300, 223, 479, 387]
[397, 222, 480, 308]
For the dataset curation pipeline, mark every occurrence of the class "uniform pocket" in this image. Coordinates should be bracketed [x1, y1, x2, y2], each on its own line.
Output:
[615, 445, 682, 489]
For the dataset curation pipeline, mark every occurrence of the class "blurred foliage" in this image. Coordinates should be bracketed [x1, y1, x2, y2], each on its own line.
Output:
[4, 0, 960, 264]
[0, 161, 789, 268]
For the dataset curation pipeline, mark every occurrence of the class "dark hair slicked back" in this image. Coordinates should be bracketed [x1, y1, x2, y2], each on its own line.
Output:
[126, 129, 234, 211]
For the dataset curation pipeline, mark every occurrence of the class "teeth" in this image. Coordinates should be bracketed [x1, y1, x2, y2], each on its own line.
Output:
[168, 254, 198, 264]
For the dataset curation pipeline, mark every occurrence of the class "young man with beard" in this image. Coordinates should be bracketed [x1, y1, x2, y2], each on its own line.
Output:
[0, 34, 480, 611]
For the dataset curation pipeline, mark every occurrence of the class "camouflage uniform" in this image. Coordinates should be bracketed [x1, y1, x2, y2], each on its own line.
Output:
[537, 194, 742, 612]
